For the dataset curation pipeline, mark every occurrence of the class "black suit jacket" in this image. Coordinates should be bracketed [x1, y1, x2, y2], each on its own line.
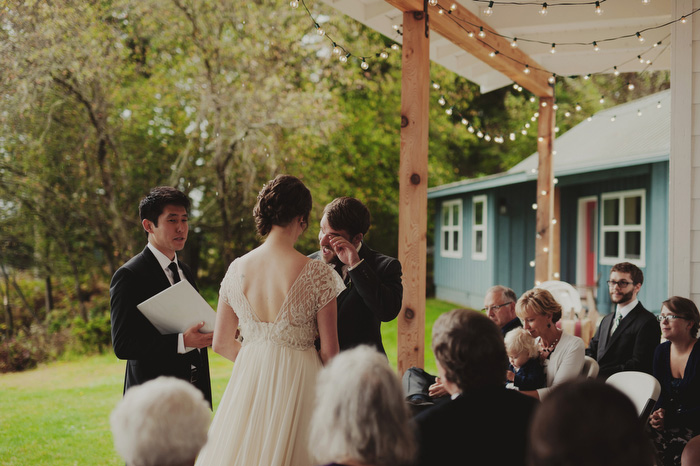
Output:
[414, 387, 537, 466]
[309, 243, 402, 355]
[110, 246, 212, 405]
[586, 301, 660, 379]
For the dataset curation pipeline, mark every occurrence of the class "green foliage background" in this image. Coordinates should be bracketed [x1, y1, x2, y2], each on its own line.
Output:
[0, 0, 669, 355]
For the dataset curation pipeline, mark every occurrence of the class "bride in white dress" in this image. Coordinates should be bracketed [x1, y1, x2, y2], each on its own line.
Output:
[195, 175, 345, 466]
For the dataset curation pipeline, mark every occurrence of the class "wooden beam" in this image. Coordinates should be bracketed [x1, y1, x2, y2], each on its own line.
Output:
[397, 10, 429, 374]
[535, 96, 554, 284]
[385, 0, 553, 97]
[552, 186, 561, 280]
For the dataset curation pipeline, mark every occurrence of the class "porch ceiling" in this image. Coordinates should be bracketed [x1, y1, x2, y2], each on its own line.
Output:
[320, 0, 672, 94]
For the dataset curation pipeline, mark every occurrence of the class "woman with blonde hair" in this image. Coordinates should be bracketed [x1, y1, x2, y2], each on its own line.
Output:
[309, 345, 415, 466]
[515, 287, 585, 399]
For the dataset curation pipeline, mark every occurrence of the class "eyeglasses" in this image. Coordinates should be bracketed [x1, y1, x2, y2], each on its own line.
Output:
[657, 315, 687, 323]
[607, 280, 634, 289]
[482, 302, 513, 313]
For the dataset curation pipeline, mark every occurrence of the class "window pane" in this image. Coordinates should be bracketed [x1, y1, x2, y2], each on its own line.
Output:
[475, 231, 483, 253]
[603, 199, 619, 226]
[453, 231, 460, 252]
[443, 231, 449, 250]
[452, 205, 460, 226]
[442, 206, 450, 226]
[604, 232, 619, 257]
[624, 196, 642, 225]
[474, 201, 483, 225]
[625, 231, 642, 259]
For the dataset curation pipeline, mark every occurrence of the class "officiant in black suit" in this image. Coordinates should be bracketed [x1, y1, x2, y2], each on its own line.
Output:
[586, 262, 660, 380]
[309, 197, 402, 356]
[110, 186, 213, 406]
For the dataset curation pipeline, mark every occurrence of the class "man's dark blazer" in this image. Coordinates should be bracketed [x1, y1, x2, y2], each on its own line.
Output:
[110, 246, 212, 405]
[309, 243, 402, 355]
[414, 386, 537, 466]
[586, 301, 660, 379]
[501, 317, 523, 336]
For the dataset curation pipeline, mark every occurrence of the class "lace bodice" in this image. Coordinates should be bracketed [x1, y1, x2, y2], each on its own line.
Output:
[220, 258, 345, 350]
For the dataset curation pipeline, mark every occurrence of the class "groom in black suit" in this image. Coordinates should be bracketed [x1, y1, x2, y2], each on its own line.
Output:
[110, 186, 213, 405]
[586, 262, 660, 380]
[309, 197, 402, 356]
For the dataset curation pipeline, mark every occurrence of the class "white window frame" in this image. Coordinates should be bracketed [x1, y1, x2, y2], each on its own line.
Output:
[600, 189, 646, 267]
[440, 199, 463, 259]
[472, 195, 487, 261]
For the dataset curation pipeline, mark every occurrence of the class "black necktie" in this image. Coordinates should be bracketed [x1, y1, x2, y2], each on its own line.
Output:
[168, 262, 181, 284]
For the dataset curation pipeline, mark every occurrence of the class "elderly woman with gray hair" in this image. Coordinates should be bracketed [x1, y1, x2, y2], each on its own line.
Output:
[309, 345, 415, 466]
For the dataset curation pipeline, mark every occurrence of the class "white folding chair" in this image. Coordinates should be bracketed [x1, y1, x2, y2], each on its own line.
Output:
[606, 371, 661, 420]
[581, 356, 599, 378]
[537, 280, 583, 320]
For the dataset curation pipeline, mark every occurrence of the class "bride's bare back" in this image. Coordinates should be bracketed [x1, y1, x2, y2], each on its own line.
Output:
[237, 242, 310, 323]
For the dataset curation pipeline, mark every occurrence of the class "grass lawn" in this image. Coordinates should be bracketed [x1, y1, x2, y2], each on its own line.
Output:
[0, 297, 461, 465]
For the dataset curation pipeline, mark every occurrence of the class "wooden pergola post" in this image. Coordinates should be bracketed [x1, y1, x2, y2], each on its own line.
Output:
[397, 9, 429, 374]
[535, 97, 555, 284]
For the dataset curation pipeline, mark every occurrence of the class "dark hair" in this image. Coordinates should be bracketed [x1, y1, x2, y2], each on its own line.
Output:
[322, 197, 370, 239]
[516, 288, 563, 324]
[139, 186, 190, 225]
[254, 175, 312, 237]
[431, 309, 507, 392]
[662, 296, 700, 338]
[529, 380, 655, 466]
[611, 262, 644, 286]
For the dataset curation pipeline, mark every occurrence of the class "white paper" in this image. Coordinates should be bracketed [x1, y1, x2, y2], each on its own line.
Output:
[137, 280, 216, 335]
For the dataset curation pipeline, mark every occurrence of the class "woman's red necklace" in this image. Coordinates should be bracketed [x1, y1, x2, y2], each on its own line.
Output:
[539, 330, 561, 361]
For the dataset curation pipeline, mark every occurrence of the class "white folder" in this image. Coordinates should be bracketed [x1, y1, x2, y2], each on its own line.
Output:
[137, 280, 216, 335]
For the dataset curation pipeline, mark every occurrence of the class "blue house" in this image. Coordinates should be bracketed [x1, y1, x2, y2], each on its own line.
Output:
[428, 90, 670, 315]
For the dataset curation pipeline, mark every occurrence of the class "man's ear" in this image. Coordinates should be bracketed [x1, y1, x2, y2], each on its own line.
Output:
[352, 233, 364, 246]
[142, 218, 153, 234]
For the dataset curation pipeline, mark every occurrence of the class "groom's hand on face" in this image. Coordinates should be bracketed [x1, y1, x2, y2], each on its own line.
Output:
[329, 236, 360, 267]
[184, 321, 213, 348]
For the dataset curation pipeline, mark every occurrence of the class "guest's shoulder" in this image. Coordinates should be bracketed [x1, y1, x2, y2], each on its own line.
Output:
[560, 331, 585, 349]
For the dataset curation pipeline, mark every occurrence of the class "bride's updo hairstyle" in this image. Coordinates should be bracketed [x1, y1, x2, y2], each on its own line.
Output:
[254, 174, 312, 236]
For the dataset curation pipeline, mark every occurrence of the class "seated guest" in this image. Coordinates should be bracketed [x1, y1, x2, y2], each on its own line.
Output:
[515, 288, 585, 399]
[413, 309, 537, 466]
[110, 376, 211, 466]
[529, 379, 656, 466]
[402, 285, 520, 407]
[504, 327, 546, 391]
[649, 296, 700, 466]
[309, 345, 415, 466]
[681, 435, 700, 466]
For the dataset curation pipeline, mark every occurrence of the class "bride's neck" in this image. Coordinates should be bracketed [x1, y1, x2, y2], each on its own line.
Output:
[264, 224, 298, 248]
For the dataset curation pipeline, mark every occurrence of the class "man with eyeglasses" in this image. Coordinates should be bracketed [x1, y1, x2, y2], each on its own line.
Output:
[585, 262, 660, 379]
[483, 285, 522, 336]
[402, 285, 522, 410]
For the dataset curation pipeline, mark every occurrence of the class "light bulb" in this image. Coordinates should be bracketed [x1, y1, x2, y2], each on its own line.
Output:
[575, 103, 582, 111]
[438, 96, 446, 106]
[316, 27, 325, 36]
[543, 247, 549, 253]
[681, 16, 687, 24]
[539, 3, 548, 16]
[484, 134, 491, 141]
[451, 3, 457, 10]
[595, 1, 602, 14]
[613, 66, 620, 76]
[511, 38, 518, 48]
[332, 45, 341, 55]
[611, 115, 616, 122]
[445, 107, 453, 116]
[564, 111, 571, 117]
[554, 126, 560, 133]
[489, 51, 496, 58]
[530, 261, 536, 267]
[391, 44, 400, 51]
[548, 75, 556, 84]
[529, 96, 536, 103]
[428, 0, 437, 5]
[636, 32, 645, 43]
[638, 55, 645, 64]
[484, 1, 494, 16]
[509, 133, 516, 141]
[380, 51, 389, 59]
[432, 82, 440, 90]
[599, 96, 605, 104]
[553, 104, 558, 110]
[657, 101, 662, 109]
[360, 60, 369, 70]
[524, 65, 530, 74]
[468, 126, 475, 133]
[552, 219, 558, 225]
[461, 118, 468, 125]
[637, 109, 642, 116]
[468, 31, 475, 38]
[532, 203, 538, 210]
[593, 41, 599, 52]
[478, 27, 486, 38]
[550, 43, 556, 54]
[477, 131, 484, 138]
[339, 54, 348, 63]
[290, 0, 299, 7]
[628, 82, 635, 90]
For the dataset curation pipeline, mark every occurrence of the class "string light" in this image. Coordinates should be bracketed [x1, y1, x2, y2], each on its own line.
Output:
[550, 43, 556, 54]
[478, 26, 486, 38]
[594, 1, 602, 15]
[360, 59, 369, 70]
[593, 41, 599, 52]
[316, 24, 325, 36]
[628, 82, 635, 90]
[511, 38, 518, 48]
[636, 32, 645, 43]
[428, 0, 437, 5]
[290, 0, 299, 7]
[681, 16, 687, 24]
[613, 66, 620, 76]
[642, 0, 650, 4]
[539, 2, 548, 16]
[485, 1, 494, 16]
[524, 65, 531, 74]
